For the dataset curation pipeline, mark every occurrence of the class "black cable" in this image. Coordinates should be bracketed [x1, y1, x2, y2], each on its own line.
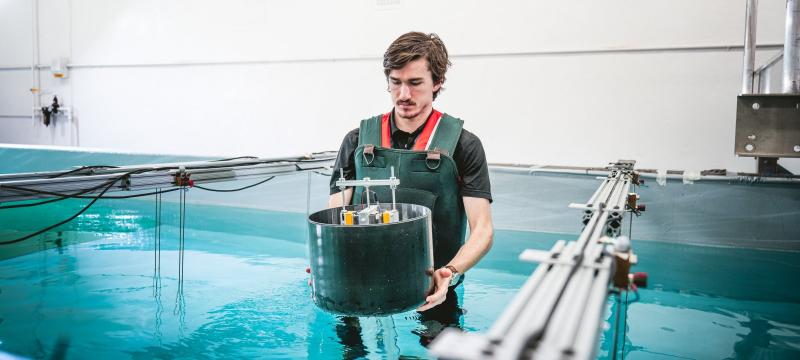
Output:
[1, 156, 310, 209]
[0, 168, 174, 245]
[49, 165, 119, 178]
[0, 178, 117, 246]
[2, 170, 276, 210]
[193, 176, 275, 192]
[84, 188, 183, 199]
[0, 167, 177, 209]
[0, 185, 181, 209]
[209, 156, 258, 162]
[0, 179, 118, 210]
[0, 169, 281, 245]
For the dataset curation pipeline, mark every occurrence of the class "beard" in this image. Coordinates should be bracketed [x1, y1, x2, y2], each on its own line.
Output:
[395, 101, 422, 120]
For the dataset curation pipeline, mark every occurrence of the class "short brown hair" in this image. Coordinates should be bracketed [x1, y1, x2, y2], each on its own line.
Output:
[383, 32, 451, 100]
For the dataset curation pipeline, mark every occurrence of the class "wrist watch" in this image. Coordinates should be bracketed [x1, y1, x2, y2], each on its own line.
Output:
[444, 265, 462, 287]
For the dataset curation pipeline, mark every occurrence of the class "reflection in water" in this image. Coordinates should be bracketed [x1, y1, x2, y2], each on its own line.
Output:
[729, 316, 800, 360]
[1, 201, 799, 359]
[732, 317, 772, 359]
[333, 286, 464, 357]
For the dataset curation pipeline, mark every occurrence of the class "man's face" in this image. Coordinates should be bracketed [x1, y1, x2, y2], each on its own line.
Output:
[388, 57, 442, 121]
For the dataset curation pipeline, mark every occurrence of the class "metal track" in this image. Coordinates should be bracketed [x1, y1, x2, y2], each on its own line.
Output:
[429, 160, 641, 360]
[0, 152, 337, 203]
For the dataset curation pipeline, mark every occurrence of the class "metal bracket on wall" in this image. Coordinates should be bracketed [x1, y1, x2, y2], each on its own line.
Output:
[734, 94, 800, 158]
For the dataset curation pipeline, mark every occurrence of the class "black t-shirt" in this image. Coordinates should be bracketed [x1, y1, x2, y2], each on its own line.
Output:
[329, 112, 492, 203]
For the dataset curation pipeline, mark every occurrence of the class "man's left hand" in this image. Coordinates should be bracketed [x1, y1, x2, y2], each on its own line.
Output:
[417, 267, 452, 312]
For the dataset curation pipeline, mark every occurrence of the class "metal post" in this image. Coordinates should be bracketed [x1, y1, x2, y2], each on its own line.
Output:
[742, 0, 759, 94]
[784, 0, 800, 93]
[760, 65, 772, 93]
[390, 166, 396, 210]
[339, 169, 346, 207]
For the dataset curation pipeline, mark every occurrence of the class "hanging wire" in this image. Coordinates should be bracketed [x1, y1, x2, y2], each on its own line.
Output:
[153, 188, 164, 342]
[0, 178, 118, 245]
[48, 165, 119, 178]
[0, 179, 121, 210]
[153, 189, 163, 296]
[193, 176, 275, 192]
[0, 172, 278, 245]
[174, 186, 187, 321]
[620, 289, 630, 357]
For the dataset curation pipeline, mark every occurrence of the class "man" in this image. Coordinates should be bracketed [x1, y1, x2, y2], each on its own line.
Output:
[329, 31, 493, 314]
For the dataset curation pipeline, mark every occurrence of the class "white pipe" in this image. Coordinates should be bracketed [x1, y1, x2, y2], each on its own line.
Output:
[30, 0, 39, 124]
[489, 164, 800, 183]
[742, 0, 758, 94]
[784, 0, 800, 93]
[0, 43, 787, 72]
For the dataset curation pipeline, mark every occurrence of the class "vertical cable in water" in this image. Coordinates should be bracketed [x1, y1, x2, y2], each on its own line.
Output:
[153, 190, 163, 295]
[620, 289, 630, 358]
[153, 189, 163, 341]
[628, 212, 633, 240]
[174, 186, 187, 325]
[611, 293, 622, 360]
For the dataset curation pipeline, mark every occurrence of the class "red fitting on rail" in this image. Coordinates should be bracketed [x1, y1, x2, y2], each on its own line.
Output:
[632, 272, 648, 288]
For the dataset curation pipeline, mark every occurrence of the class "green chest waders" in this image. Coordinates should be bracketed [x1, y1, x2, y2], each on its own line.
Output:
[353, 113, 467, 268]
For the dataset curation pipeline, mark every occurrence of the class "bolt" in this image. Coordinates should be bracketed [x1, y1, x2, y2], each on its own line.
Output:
[745, 144, 755, 152]
[752, 102, 760, 110]
[747, 134, 756, 140]
[794, 145, 800, 153]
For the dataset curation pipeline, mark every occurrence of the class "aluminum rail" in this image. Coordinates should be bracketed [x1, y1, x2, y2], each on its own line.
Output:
[0, 152, 337, 203]
[785, 0, 800, 93]
[742, 0, 759, 94]
[429, 161, 641, 360]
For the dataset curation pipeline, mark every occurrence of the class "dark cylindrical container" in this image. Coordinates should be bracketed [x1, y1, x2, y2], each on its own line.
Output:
[307, 203, 434, 316]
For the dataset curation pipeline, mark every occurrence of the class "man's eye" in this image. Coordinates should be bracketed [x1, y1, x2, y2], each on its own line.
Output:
[411, 81, 421, 86]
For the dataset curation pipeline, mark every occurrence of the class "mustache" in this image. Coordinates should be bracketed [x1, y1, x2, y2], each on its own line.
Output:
[396, 100, 416, 106]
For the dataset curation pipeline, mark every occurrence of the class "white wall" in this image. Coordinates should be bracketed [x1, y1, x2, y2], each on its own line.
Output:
[1, 0, 797, 173]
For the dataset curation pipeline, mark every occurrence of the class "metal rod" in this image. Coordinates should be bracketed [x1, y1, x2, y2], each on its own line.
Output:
[755, 51, 784, 74]
[760, 65, 772, 93]
[784, 0, 800, 93]
[487, 240, 566, 339]
[339, 168, 346, 207]
[365, 182, 370, 207]
[742, 0, 759, 94]
[390, 166, 396, 210]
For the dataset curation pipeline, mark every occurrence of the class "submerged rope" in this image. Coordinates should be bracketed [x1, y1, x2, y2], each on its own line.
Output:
[153, 189, 164, 342]
[174, 186, 187, 321]
[153, 189, 163, 296]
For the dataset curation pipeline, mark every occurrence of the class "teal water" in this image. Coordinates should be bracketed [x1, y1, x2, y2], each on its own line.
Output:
[1, 199, 799, 358]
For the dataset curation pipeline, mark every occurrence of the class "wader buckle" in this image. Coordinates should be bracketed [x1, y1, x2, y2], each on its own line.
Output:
[363, 144, 376, 165]
[426, 148, 445, 170]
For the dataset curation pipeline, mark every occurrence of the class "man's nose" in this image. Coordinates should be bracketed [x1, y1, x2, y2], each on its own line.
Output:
[398, 84, 411, 99]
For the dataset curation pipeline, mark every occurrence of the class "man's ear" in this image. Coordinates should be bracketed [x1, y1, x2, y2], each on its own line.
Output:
[433, 81, 443, 93]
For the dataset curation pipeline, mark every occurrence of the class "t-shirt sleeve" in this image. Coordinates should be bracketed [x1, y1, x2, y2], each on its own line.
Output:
[454, 130, 493, 203]
[329, 128, 360, 194]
